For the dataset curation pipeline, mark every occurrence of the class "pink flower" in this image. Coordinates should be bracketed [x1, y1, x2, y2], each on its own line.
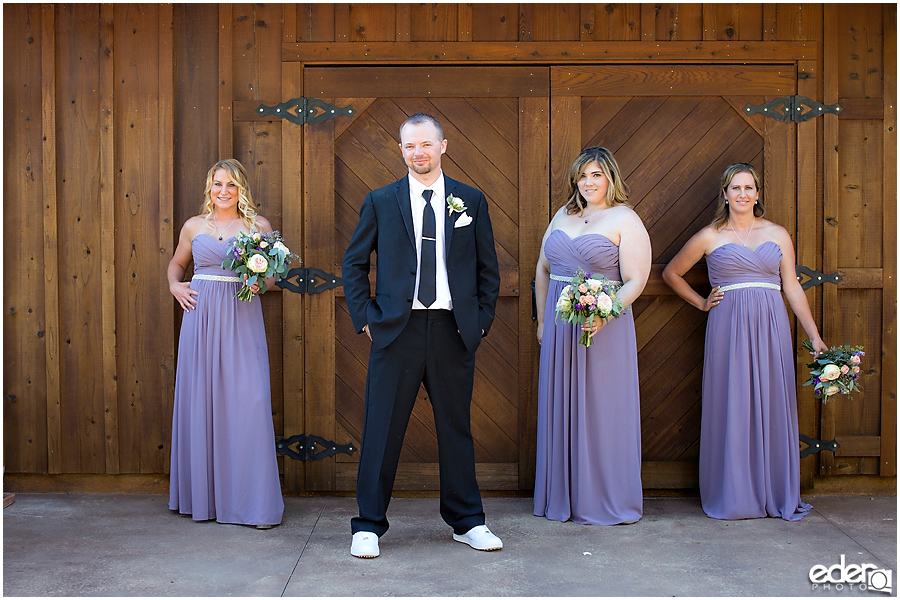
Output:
[822, 364, 842, 381]
[578, 284, 588, 293]
[247, 253, 269, 273]
[819, 375, 829, 383]
[853, 366, 860, 374]
[580, 294, 596, 306]
[851, 355, 861, 365]
[841, 365, 850, 375]
[824, 384, 840, 396]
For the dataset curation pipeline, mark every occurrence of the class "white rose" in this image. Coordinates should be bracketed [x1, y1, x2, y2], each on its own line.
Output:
[822, 364, 842, 381]
[556, 297, 572, 311]
[274, 240, 289, 254]
[247, 253, 269, 273]
[596, 292, 613, 313]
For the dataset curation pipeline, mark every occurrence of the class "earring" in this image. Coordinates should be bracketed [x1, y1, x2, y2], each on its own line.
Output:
[725, 200, 729, 204]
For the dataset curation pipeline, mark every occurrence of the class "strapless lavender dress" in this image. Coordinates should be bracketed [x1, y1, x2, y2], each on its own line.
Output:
[534, 230, 643, 525]
[168, 234, 284, 526]
[700, 241, 810, 521]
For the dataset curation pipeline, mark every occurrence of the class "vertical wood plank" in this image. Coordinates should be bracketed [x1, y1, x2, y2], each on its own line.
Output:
[796, 59, 819, 489]
[296, 4, 335, 42]
[763, 4, 777, 41]
[549, 92, 580, 203]
[99, 3, 119, 474]
[517, 93, 549, 488]
[702, 4, 717, 41]
[580, 4, 595, 42]
[334, 4, 350, 41]
[281, 61, 305, 492]
[518, 3, 533, 42]
[458, 3, 472, 41]
[641, 4, 656, 42]
[282, 3, 296, 43]
[41, 3, 62, 474]
[3, 3, 50, 473]
[880, 3, 896, 476]
[395, 2, 410, 41]
[820, 5, 840, 475]
[218, 4, 233, 158]
[157, 3, 175, 475]
[303, 114, 336, 491]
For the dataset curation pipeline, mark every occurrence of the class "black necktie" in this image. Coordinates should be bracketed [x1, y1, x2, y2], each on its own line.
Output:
[418, 189, 436, 307]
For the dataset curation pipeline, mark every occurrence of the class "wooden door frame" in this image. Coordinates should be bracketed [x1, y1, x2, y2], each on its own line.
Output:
[259, 42, 822, 493]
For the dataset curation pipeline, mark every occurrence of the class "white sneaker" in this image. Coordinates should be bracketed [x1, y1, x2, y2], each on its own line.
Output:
[350, 532, 380, 558]
[453, 525, 503, 551]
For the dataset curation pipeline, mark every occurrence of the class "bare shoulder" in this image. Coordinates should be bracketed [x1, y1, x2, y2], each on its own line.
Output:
[612, 205, 646, 228]
[181, 215, 211, 239]
[255, 215, 274, 233]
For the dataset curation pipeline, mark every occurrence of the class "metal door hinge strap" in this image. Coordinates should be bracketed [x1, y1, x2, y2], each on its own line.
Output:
[276, 434, 357, 461]
[795, 265, 842, 290]
[257, 97, 355, 125]
[800, 434, 840, 458]
[276, 266, 343, 295]
[744, 96, 842, 123]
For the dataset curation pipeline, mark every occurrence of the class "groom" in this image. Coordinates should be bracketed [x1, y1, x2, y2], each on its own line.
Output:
[341, 113, 502, 559]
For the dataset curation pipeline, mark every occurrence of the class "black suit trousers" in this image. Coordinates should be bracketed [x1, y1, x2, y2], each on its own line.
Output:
[351, 309, 485, 537]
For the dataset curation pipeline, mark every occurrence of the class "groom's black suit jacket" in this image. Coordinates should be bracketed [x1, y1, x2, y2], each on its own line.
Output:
[342, 175, 500, 354]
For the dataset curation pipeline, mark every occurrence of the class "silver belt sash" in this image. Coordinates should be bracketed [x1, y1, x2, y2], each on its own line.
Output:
[192, 274, 241, 283]
[549, 273, 623, 286]
[718, 282, 781, 292]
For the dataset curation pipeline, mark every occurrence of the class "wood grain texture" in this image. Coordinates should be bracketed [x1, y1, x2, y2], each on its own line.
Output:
[282, 41, 817, 63]
[3, 3, 50, 473]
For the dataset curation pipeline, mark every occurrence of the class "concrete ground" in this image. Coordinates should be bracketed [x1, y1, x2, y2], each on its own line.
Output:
[2, 493, 896, 597]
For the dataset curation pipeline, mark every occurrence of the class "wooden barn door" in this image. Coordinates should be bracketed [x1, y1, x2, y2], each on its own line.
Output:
[291, 66, 548, 493]
[550, 65, 801, 488]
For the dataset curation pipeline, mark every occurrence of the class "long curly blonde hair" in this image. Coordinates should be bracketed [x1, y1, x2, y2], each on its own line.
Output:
[563, 146, 630, 215]
[200, 159, 260, 231]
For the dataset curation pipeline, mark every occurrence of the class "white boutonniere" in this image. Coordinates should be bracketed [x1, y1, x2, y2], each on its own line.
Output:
[446, 193, 466, 216]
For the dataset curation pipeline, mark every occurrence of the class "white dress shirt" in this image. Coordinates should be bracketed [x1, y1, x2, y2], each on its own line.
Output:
[409, 173, 453, 310]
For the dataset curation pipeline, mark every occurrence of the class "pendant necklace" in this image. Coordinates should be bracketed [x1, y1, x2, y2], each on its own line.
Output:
[213, 214, 239, 241]
[581, 206, 603, 224]
[729, 219, 754, 247]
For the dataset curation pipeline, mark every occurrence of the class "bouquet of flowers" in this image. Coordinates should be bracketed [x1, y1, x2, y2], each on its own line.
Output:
[221, 230, 300, 302]
[554, 268, 625, 347]
[801, 339, 865, 402]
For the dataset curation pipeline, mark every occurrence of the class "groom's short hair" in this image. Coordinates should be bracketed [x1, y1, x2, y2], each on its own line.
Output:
[400, 113, 444, 141]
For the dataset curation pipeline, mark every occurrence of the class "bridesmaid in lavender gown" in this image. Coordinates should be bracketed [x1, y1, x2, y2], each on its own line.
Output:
[167, 159, 284, 528]
[534, 147, 651, 525]
[663, 163, 827, 521]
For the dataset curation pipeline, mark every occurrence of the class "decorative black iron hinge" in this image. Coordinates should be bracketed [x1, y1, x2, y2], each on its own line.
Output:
[743, 96, 842, 123]
[795, 265, 842, 290]
[256, 97, 355, 125]
[276, 434, 357, 462]
[276, 267, 342, 295]
[799, 434, 840, 458]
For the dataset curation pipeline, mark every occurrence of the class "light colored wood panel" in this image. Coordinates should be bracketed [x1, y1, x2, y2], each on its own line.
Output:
[346, 3, 396, 42]
[281, 62, 305, 492]
[41, 2, 62, 475]
[837, 268, 885, 289]
[838, 121, 883, 269]
[553, 65, 795, 97]
[99, 4, 119, 474]
[820, 5, 841, 476]
[518, 96, 548, 487]
[3, 3, 49, 473]
[549, 95, 580, 207]
[303, 116, 336, 491]
[796, 59, 819, 490]
[282, 41, 817, 63]
[114, 4, 167, 474]
[56, 4, 105, 473]
[836, 4, 884, 100]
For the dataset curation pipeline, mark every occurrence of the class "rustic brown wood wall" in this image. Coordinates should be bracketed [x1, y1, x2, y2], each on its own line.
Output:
[3, 3, 895, 493]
